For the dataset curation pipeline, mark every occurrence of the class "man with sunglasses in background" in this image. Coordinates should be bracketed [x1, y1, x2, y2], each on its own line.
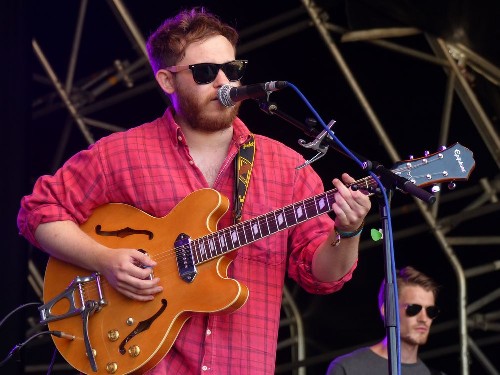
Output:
[326, 266, 446, 375]
[18, 6, 371, 375]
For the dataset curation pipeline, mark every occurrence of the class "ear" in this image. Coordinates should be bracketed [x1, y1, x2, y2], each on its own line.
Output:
[155, 69, 175, 94]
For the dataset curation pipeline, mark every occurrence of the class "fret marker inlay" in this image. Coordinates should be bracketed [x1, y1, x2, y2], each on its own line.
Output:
[318, 198, 326, 210]
[277, 213, 284, 226]
[252, 223, 259, 235]
[296, 206, 303, 218]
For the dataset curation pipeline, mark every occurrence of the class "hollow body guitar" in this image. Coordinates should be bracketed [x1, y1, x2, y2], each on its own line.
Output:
[41, 143, 475, 374]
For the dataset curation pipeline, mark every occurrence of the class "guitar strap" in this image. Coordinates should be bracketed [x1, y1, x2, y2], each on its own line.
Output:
[234, 134, 255, 224]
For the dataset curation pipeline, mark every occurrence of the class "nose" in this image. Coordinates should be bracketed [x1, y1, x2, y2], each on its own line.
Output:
[417, 309, 431, 322]
[212, 67, 230, 87]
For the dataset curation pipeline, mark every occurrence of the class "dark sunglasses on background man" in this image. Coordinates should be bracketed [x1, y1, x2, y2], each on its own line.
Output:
[404, 304, 440, 319]
[165, 60, 248, 84]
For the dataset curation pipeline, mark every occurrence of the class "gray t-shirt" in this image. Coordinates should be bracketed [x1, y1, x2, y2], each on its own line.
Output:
[326, 347, 443, 375]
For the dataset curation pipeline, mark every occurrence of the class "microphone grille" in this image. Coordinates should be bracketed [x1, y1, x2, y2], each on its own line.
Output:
[217, 84, 235, 107]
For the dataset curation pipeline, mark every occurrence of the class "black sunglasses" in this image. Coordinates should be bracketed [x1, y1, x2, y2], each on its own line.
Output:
[165, 60, 248, 84]
[405, 304, 440, 319]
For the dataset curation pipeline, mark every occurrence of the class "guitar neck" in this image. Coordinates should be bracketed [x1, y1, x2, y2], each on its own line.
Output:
[191, 176, 374, 265]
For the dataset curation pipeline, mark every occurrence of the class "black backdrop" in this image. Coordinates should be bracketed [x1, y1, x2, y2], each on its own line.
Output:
[3, 1, 500, 374]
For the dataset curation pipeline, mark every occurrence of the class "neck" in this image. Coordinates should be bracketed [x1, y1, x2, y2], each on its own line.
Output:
[177, 118, 234, 151]
[370, 337, 419, 364]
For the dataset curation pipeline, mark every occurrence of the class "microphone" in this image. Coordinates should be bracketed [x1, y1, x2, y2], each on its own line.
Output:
[217, 81, 288, 107]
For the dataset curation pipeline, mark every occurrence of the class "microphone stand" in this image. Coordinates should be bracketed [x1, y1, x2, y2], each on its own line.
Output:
[258, 99, 436, 375]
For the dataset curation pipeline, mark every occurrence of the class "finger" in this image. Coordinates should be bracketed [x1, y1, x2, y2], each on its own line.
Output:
[118, 276, 163, 295]
[341, 173, 356, 184]
[132, 249, 157, 267]
[120, 289, 156, 302]
[334, 176, 371, 209]
[127, 263, 157, 280]
[333, 179, 359, 209]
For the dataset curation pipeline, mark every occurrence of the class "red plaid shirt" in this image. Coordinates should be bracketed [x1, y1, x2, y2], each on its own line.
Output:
[18, 108, 356, 374]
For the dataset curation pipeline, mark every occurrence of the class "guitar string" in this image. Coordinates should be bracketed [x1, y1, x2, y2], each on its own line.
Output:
[76, 157, 445, 296]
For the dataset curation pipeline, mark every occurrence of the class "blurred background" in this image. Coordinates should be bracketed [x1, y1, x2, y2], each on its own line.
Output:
[2, 0, 499, 374]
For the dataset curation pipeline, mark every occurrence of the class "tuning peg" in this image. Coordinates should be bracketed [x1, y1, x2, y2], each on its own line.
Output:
[431, 184, 441, 193]
[448, 182, 456, 190]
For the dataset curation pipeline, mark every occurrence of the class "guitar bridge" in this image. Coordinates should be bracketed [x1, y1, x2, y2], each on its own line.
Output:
[39, 273, 107, 324]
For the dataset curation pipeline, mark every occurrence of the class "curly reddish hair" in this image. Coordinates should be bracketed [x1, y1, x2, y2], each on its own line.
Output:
[146, 7, 239, 74]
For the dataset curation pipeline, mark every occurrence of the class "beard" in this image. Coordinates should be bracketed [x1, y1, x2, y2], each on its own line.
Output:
[176, 83, 240, 132]
[401, 330, 429, 346]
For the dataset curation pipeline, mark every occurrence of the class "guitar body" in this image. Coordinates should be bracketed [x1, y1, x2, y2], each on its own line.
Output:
[43, 189, 249, 374]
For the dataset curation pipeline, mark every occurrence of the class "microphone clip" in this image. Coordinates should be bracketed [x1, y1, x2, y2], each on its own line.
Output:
[296, 119, 336, 169]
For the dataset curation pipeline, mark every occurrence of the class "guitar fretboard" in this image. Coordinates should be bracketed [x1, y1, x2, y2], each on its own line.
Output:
[191, 188, 339, 265]
[188, 173, 382, 265]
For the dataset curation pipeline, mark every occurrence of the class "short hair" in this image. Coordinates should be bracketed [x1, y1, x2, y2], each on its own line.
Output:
[146, 7, 239, 74]
[377, 266, 440, 310]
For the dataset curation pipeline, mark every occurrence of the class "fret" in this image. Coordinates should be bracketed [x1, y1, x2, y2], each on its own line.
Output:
[218, 231, 228, 252]
[198, 240, 208, 261]
[249, 218, 263, 241]
[315, 192, 332, 215]
[275, 208, 288, 230]
[192, 242, 201, 264]
[241, 221, 252, 243]
[259, 215, 271, 237]
[293, 200, 308, 223]
[229, 227, 240, 248]
[284, 206, 296, 227]
[238, 222, 249, 246]
[222, 229, 233, 252]
[207, 236, 216, 257]
[304, 197, 316, 217]
[267, 211, 279, 234]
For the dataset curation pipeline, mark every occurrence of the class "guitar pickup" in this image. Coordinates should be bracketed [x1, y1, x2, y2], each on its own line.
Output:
[174, 233, 198, 283]
[39, 273, 107, 324]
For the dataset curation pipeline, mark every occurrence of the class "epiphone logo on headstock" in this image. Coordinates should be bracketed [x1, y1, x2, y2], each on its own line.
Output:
[454, 149, 467, 173]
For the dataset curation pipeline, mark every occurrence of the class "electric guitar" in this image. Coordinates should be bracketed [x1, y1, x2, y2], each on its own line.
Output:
[40, 143, 474, 374]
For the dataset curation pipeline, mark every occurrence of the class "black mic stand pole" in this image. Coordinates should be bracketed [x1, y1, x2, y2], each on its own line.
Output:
[258, 99, 436, 375]
[370, 174, 400, 375]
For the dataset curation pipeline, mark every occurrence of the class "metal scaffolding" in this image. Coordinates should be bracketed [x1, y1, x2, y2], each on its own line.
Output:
[27, 0, 499, 374]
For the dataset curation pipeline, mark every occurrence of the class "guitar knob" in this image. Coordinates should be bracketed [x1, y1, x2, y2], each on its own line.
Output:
[424, 150, 430, 157]
[128, 345, 141, 357]
[106, 362, 118, 374]
[408, 155, 414, 160]
[431, 185, 441, 193]
[107, 329, 120, 342]
[448, 182, 456, 190]
[439, 145, 447, 151]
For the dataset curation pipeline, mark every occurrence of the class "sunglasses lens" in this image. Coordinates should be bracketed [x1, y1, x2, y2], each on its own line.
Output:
[426, 306, 440, 319]
[191, 63, 219, 84]
[222, 60, 247, 81]
[405, 304, 439, 319]
[405, 304, 422, 317]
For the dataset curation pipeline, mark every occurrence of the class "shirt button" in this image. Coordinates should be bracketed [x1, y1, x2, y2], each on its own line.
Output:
[189, 160, 194, 165]
[178, 135, 183, 141]
[206, 329, 211, 335]
[202, 365, 209, 371]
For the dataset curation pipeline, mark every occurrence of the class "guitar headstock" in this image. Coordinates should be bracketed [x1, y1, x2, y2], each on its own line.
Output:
[391, 143, 475, 188]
